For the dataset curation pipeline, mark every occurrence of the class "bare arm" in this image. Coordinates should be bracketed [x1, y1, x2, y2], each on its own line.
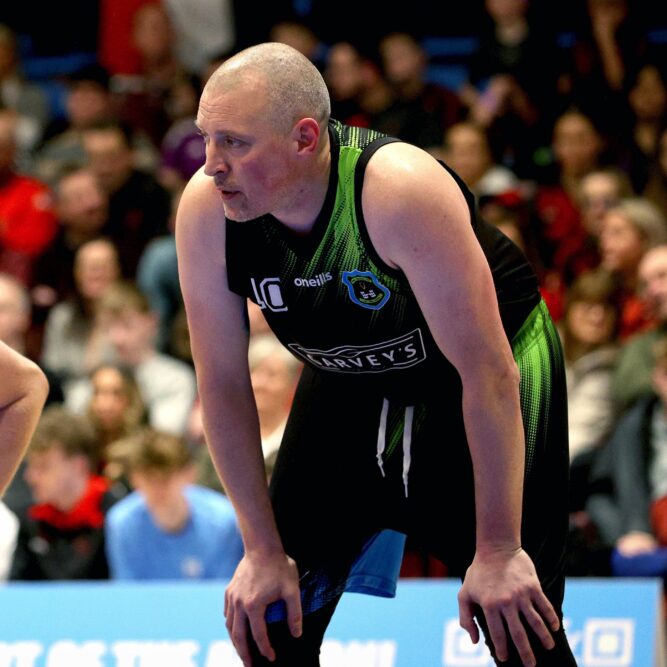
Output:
[175, 170, 300, 664]
[0, 342, 49, 495]
[363, 144, 558, 665]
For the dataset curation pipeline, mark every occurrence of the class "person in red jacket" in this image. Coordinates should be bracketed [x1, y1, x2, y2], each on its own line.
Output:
[0, 110, 57, 284]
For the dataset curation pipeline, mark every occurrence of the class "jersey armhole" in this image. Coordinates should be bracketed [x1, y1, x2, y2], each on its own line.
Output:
[354, 136, 405, 279]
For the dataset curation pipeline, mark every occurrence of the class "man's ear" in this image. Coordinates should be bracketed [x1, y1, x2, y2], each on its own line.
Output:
[292, 118, 321, 155]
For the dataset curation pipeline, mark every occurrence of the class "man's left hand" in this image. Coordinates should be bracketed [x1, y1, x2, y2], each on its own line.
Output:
[458, 547, 560, 666]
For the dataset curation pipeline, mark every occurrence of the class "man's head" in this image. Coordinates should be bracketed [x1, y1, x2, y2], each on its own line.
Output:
[55, 167, 108, 237]
[97, 281, 157, 366]
[552, 109, 605, 178]
[197, 42, 331, 222]
[121, 428, 194, 512]
[379, 32, 427, 90]
[639, 245, 667, 322]
[82, 122, 135, 195]
[65, 63, 111, 130]
[443, 121, 494, 190]
[24, 406, 99, 509]
[0, 273, 30, 350]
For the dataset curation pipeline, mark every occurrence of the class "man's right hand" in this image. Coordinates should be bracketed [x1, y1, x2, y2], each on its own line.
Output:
[224, 551, 303, 666]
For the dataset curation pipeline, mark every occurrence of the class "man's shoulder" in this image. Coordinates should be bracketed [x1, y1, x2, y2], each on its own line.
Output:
[106, 491, 148, 527]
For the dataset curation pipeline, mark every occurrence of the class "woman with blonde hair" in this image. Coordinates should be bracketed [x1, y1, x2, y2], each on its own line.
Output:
[598, 196, 667, 339]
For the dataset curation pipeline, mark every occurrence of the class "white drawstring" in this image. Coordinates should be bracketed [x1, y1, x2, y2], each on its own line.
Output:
[376, 398, 414, 497]
[376, 398, 389, 477]
[402, 406, 414, 498]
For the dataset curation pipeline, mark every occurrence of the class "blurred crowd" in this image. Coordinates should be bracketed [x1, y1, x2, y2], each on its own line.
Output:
[0, 0, 665, 592]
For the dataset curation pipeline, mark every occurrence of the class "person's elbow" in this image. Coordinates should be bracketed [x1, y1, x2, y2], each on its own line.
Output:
[460, 352, 520, 399]
[20, 360, 49, 406]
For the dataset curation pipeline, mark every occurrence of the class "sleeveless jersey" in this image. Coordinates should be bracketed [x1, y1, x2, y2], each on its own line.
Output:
[226, 119, 540, 401]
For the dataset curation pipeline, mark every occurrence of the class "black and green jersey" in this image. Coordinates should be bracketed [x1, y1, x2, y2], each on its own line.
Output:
[226, 119, 540, 400]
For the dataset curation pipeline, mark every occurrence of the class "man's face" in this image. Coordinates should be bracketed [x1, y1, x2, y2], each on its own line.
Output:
[196, 82, 299, 222]
[24, 447, 86, 506]
[103, 308, 156, 365]
[83, 129, 134, 194]
[57, 170, 108, 233]
[639, 249, 667, 322]
[130, 468, 191, 514]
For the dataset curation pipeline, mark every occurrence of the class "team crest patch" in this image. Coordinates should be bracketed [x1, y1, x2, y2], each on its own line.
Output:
[342, 270, 390, 310]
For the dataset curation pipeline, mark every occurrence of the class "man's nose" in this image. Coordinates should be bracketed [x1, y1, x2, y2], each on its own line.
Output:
[203, 144, 228, 178]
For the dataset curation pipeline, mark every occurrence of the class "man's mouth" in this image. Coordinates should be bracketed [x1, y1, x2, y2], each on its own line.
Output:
[219, 189, 239, 201]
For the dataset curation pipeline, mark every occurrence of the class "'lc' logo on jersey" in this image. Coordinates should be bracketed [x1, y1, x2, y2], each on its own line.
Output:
[250, 277, 288, 312]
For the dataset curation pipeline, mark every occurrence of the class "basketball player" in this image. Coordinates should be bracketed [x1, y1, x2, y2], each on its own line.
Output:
[176, 42, 576, 666]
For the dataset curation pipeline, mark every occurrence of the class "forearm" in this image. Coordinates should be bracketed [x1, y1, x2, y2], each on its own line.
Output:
[0, 362, 48, 496]
[200, 379, 284, 557]
[461, 365, 524, 553]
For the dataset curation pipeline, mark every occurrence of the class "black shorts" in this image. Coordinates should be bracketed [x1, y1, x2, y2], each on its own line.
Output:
[259, 300, 575, 665]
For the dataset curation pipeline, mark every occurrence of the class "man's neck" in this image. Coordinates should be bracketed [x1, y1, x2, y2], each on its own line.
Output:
[271, 136, 332, 237]
[150, 496, 190, 533]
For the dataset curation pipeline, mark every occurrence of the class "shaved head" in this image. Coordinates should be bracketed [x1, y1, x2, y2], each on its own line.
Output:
[205, 42, 330, 131]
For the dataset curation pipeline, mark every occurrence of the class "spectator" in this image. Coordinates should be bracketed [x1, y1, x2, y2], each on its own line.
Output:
[0, 272, 63, 401]
[31, 166, 110, 313]
[586, 334, 667, 581]
[0, 24, 51, 159]
[249, 333, 302, 462]
[0, 109, 57, 285]
[577, 166, 635, 240]
[82, 121, 171, 278]
[33, 63, 116, 186]
[157, 75, 205, 192]
[441, 120, 520, 201]
[112, 3, 186, 147]
[561, 269, 621, 466]
[612, 244, 667, 411]
[618, 60, 667, 193]
[531, 107, 609, 305]
[457, 0, 560, 177]
[598, 197, 667, 340]
[105, 428, 243, 580]
[377, 31, 463, 148]
[557, 0, 648, 134]
[68, 281, 196, 436]
[40, 238, 119, 400]
[324, 42, 366, 125]
[87, 363, 147, 461]
[136, 189, 182, 355]
[10, 406, 123, 580]
[36, 62, 160, 185]
[559, 269, 621, 524]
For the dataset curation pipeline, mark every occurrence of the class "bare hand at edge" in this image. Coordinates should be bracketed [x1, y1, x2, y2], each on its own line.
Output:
[224, 552, 302, 665]
[458, 547, 560, 666]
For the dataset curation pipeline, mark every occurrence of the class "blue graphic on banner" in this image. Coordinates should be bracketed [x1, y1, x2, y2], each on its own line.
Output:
[0, 579, 660, 666]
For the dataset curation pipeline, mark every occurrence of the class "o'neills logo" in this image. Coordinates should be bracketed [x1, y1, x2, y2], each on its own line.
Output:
[294, 272, 333, 287]
[288, 329, 426, 374]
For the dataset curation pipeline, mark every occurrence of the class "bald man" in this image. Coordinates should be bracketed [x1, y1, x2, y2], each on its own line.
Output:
[176, 43, 575, 666]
